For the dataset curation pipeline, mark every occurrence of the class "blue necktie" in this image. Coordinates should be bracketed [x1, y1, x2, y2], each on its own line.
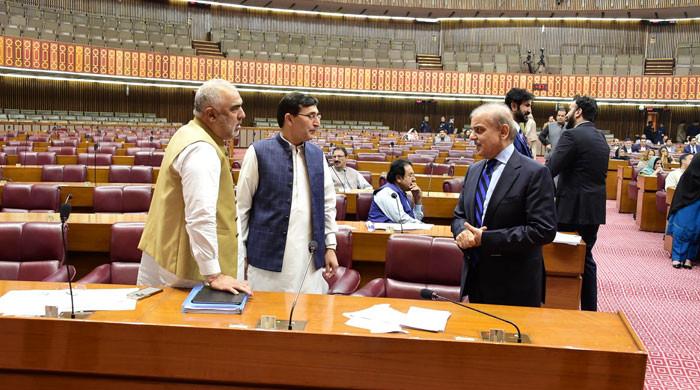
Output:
[474, 159, 499, 227]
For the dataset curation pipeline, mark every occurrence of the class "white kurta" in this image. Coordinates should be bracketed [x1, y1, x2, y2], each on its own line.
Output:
[237, 135, 337, 294]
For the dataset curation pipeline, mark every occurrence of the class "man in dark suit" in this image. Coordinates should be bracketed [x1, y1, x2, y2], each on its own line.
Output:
[546, 95, 609, 311]
[452, 103, 557, 307]
[683, 138, 698, 154]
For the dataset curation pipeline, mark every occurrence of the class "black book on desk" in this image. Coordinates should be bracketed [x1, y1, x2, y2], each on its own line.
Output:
[182, 284, 249, 314]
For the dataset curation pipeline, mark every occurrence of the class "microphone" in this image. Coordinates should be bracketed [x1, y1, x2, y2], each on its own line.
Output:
[59, 194, 76, 319]
[287, 241, 318, 330]
[389, 141, 395, 161]
[390, 192, 404, 233]
[420, 288, 524, 343]
[92, 142, 99, 185]
[426, 163, 434, 197]
[329, 162, 347, 192]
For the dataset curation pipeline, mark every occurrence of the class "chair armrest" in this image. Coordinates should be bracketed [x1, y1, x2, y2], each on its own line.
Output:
[42, 265, 76, 282]
[77, 264, 112, 284]
[352, 278, 385, 297]
[328, 268, 361, 295]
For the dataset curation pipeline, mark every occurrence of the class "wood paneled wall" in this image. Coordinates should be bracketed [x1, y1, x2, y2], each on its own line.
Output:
[3, 77, 699, 140]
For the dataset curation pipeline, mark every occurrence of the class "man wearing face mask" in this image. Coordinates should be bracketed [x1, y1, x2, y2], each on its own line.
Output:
[504, 88, 534, 158]
[330, 146, 372, 192]
[137, 79, 252, 296]
[546, 95, 609, 312]
[237, 92, 339, 294]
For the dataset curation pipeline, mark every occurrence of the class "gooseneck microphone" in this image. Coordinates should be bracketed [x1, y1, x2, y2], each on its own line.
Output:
[329, 162, 348, 192]
[92, 142, 99, 185]
[390, 192, 404, 233]
[288, 240, 318, 330]
[426, 163, 434, 197]
[60, 194, 76, 319]
[420, 288, 522, 343]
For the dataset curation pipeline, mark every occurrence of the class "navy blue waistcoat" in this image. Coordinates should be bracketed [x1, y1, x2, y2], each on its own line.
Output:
[247, 133, 326, 272]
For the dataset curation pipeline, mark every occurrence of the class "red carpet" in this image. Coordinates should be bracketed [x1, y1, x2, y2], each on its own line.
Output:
[597, 201, 700, 389]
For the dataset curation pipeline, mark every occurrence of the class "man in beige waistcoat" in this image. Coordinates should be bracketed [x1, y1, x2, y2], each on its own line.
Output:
[137, 79, 251, 295]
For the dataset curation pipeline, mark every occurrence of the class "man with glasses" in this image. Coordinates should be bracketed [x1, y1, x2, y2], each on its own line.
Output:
[237, 92, 338, 293]
[330, 147, 372, 192]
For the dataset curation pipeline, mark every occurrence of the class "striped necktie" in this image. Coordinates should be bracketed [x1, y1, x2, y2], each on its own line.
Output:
[474, 159, 499, 227]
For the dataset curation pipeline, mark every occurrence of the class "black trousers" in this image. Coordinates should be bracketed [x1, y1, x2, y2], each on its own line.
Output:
[558, 223, 600, 311]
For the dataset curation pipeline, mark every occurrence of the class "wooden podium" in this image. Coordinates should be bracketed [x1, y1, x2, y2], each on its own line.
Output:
[0, 281, 647, 389]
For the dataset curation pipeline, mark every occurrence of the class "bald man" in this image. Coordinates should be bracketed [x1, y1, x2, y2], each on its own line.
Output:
[452, 103, 556, 307]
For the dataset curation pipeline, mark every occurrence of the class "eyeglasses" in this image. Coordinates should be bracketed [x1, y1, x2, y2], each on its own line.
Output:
[295, 112, 322, 120]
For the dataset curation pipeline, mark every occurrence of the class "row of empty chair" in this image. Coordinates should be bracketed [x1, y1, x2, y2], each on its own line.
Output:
[254, 117, 390, 131]
[0, 108, 171, 125]
[0, 183, 152, 214]
[0, 222, 74, 282]
[1, 164, 154, 183]
[0, 151, 164, 167]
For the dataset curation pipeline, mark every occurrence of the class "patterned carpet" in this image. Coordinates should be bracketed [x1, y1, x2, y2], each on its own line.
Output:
[597, 201, 700, 389]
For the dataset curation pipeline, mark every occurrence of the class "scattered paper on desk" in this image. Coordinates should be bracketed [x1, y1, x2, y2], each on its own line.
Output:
[337, 224, 357, 230]
[343, 303, 407, 333]
[553, 232, 582, 246]
[373, 222, 434, 231]
[0, 288, 138, 317]
[401, 306, 451, 332]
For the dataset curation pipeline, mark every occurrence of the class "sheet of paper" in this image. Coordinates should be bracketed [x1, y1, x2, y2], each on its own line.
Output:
[373, 222, 434, 231]
[0, 288, 139, 317]
[553, 232, 582, 246]
[401, 306, 452, 332]
[343, 303, 407, 333]
[336, 224, 357, 230]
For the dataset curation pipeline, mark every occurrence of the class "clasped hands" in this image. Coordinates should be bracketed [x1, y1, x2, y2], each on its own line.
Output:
[455, 222, 487, 249]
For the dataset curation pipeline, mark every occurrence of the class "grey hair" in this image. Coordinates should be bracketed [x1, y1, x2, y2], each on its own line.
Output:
[470, 103, 518, 141]
[193, 79, 238, 117]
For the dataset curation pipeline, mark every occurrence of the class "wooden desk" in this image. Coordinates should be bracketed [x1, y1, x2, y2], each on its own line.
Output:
[341, 190, 459, 219]
[0, 182, 154, 208]
[357, 161, 468, 177]
[636, 175, 666, 232]
[0, 280, 647, 389]
[607, 159, 628, 200]
[0, 165, 160, 183]
[664, 187, 675, 255]
[615, 166, 635, 213]
[370, 173, 459, 192]
[339, 221, 586, 310]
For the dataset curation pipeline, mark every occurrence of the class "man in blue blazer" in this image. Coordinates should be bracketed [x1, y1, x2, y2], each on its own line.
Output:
[452, 103, 557, 307]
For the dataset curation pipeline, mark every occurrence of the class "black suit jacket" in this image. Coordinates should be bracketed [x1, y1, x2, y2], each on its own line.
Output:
[546, 122, 609, 225]
[452, 149, 557, 307]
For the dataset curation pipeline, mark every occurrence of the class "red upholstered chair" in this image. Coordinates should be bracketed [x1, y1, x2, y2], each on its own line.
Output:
[126, 147, 156, 156]
[108, 165, 153, 183]
[628, 167, 641, 202]
[0, 152, 6, 165]
[94, 185, 152, 213]
[0, 222, 72, 281]
[358, 171, 372, 187]
[335, 194, 347, 221]
[79, 222, 144, 284]
[346, 159, 358, 169]
[19, 151, 57, 166]
[442, 177, 465, 193]
[356, 153, 386, 162]
[655, 171, 668, 215]
[1, 183, 60, 212]
[134, 151, 164, 167]
[47, 146, 77, 156]
[95, 145, 118, 155]
[93, 135, 115, 143]
[78, 153, 112, 166]
[446, 157, 473, 165]
[353, 235, 464, 301]
[64, 165, 88, 182]
[407, 154, 435, 164]
[28, 135, 50, 142]
[6, 141, 33, 147]
[448, 149, 474, 158]
[231, 161, 241, 169]
[378, 147, 402, 157]
[3, 145, 33, 154]
[424, 162, 454, 176]
[135, 140, 162, 149]
[415, 149, 440, 157]
[325, 227, 361, 295]
[51, 139, 79, 147]
[355, 192, 373, 221]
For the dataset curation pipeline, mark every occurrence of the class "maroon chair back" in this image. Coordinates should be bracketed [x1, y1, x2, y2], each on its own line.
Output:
[47, 146, 77, 156]
[355, 192, 373, 221]
[18, 152, 57, 166]
[0, 152, 6, 165]
[109, 165, 153, 183]
[407, 154, 435, 164]
[345, 159, 358, 169]
[448, 150, 472, 158]
[28, 135, 50, 142]
[442, 177, 465, 193]
[335, 194, 347, 221]
[126, 147, 155, 156]
[64, 165, 88, 182]
[134, 151, 165, 167]
[135, 140, 161, 149]
[445, 157, 473, 165]
[41, 165, 64, 182]
[51, 139, 79, 147]
[424, 162, 454, 176]
[326, 227, 361, 295]
[384, 235, 463, 301]
[231, 161, 241, 169]
[78, 153, 112, 166]
[123, 186, 152, 212]
[356, 153, 386, 162]
[657, 171, 668, 190]
[0, 222, 65, 281]
[96, 145, 118, 155]
[109, 222, 144, 284]
[1, 183, 60, 212]
[358, 171, 372, 186]
[94, 186, 152, 213]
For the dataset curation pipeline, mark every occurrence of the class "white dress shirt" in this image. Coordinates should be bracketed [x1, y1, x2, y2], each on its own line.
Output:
[481, 143, 515, 223]
[332, 166, 373, 192]
[137, 141, 222, 288]
[372, 186, 424, 223]
[237, 135, 338, 294]
[665, 168, 685, 190]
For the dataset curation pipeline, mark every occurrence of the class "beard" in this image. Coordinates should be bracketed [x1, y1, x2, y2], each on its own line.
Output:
[566, 115, 576, 129]
[513, 110, 527, 123]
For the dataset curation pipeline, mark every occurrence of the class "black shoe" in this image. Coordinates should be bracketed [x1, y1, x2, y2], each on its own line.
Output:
[683, 260, 693, 269]
[673, 262, 682, 269]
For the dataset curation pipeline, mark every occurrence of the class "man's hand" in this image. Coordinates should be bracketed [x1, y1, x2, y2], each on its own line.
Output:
[207, 273, 253, 295]
[409, 183, 422, 204]
[324, 249, 339, 279]
[455, 222, 487, 249]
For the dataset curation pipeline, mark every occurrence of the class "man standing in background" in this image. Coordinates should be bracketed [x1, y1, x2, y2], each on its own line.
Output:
[539, 109, 567, 160]
[505, 88, 534, 158]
